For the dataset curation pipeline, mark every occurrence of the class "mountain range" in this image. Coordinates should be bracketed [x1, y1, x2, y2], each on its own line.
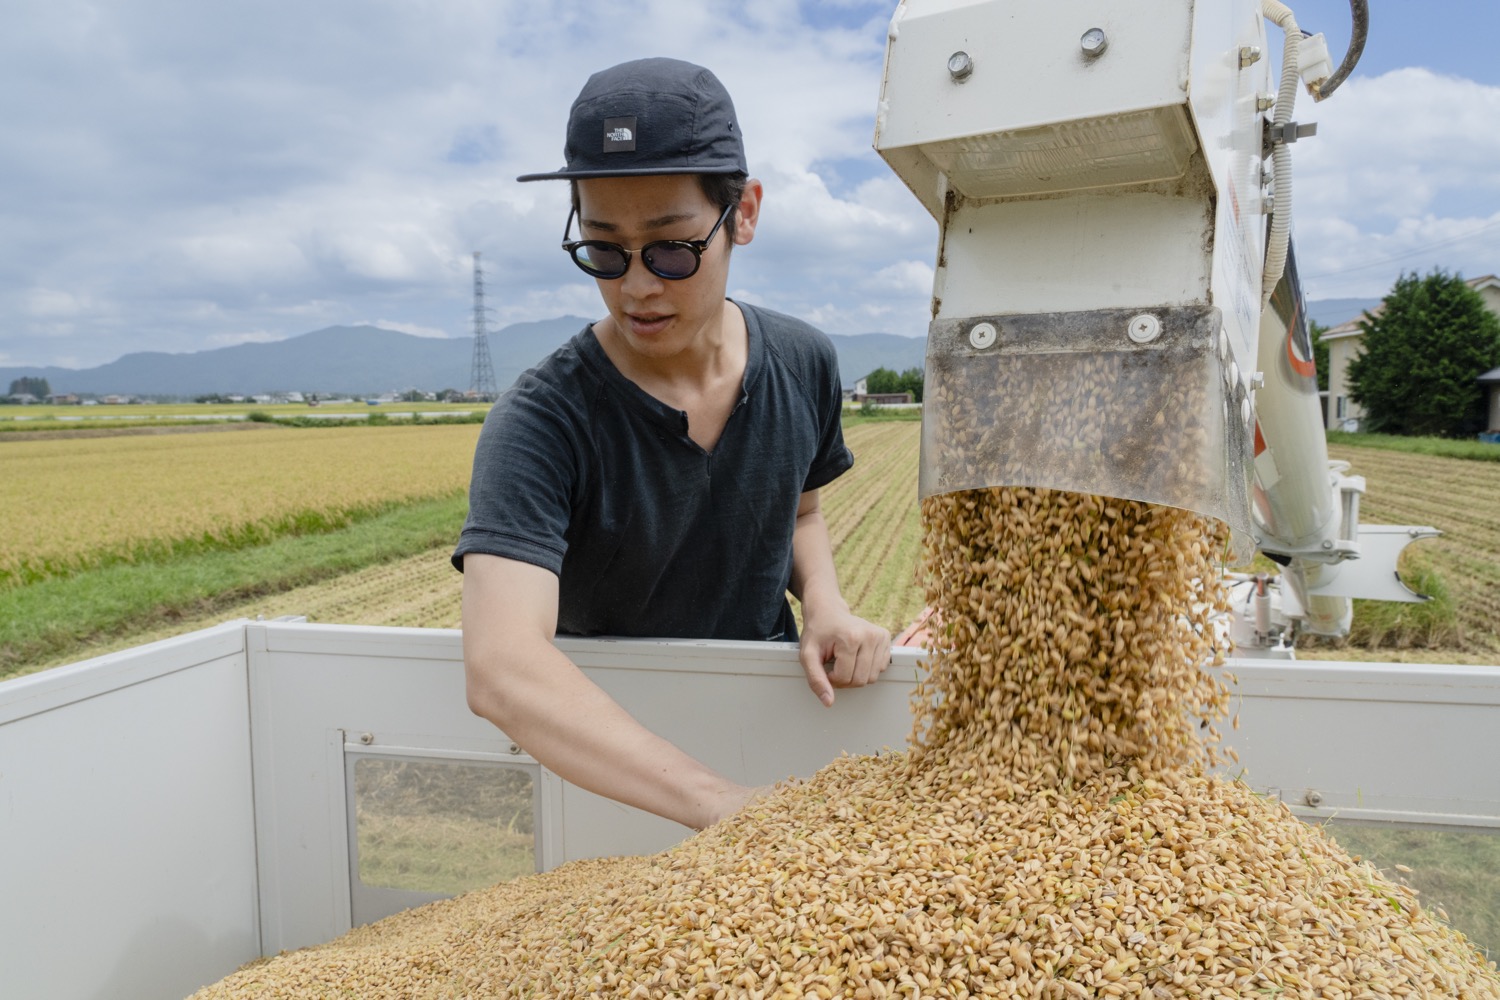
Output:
[1, 319, 930, 399]
[3, 296, 1380, 399]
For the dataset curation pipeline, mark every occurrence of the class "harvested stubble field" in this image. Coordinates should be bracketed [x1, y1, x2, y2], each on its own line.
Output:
[1322, 441, 1500, 658]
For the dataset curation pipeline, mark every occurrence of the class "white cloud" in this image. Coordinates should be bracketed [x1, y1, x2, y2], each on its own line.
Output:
[1292, 68, 1500, 297]
[367, 320, 451, 339]
[205, 330, 284, 349]
[1, 4, 1493, 369]
[25, 288, 91, 319]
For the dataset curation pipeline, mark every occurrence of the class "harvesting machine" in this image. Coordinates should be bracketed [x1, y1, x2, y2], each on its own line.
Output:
[2, 2, 1496, 998]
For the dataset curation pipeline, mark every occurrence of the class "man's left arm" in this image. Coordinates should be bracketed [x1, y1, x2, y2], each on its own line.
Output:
[789, 488, 893, 706]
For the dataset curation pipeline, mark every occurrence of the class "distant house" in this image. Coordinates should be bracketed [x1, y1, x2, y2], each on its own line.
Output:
[1323, 274, 1500, 432]
[6, 393, 38, 405]
[46, 393, 80, 405]
[849, 377, 914, 407]
[1480, 367, 1500, 436]
[99, 394, 132, 405]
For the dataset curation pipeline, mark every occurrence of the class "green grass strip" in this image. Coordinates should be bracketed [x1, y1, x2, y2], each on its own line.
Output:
[3, 500, 410, 590]
[1327, 430, 1500, 462]
[0, 492, 469, 678]
[841, 408, 923, 428]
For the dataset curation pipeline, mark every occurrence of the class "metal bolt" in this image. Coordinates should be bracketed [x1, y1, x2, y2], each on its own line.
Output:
[1240, 45, 1263, 68]
[359, 732, 374, 745]
[1256, 92, 1276, 111]
[1127, 313, 1162, 344]
[1303, 788, 1323, 807]
[1080, 28, 1108, 58]
[1250, 371, 1265, 390]
[1321, 540, 1334, 549]
[509, 742, 522, 755]
[968, 321, 998, 350]
[947, 51, 974, 82]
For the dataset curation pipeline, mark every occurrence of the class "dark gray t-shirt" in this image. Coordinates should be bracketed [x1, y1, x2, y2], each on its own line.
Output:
[451, 301, 853, 641]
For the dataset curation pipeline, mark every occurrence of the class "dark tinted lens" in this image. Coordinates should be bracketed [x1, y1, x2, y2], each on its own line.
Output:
[573, 242, 628, 277]
[641, 242, 701, 279]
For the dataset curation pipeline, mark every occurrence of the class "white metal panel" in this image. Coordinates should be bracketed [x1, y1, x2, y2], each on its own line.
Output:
[243, 623, 926, 953]
[1194, 0, 1270, 378]
[878, 0, 1192, 150]
[933, 192, 1214, 318]
[555, 636, 926, 861]
[247, 623, 505, 954]
[1226, 658, 1500, 823]
[0, 619, 246, 727]
[0, 626, 260, 1000]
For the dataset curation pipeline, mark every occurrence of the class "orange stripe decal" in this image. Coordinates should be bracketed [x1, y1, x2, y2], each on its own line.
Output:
[1287, 331, 1317, 378]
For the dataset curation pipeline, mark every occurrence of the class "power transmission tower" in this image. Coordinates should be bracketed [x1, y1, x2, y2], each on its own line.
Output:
[469, 251, 498, 401]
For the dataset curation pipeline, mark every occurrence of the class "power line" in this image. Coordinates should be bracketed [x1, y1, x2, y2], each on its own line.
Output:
[1302, 216, 1500, 280]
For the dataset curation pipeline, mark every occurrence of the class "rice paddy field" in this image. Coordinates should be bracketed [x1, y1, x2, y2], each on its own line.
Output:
[0, 422, 482, 589]
[0, 399, 484, 435]
[0, 417, 926, 675]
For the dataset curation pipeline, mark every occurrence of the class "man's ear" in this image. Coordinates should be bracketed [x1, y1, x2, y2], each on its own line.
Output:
[733, 178, 765, 247]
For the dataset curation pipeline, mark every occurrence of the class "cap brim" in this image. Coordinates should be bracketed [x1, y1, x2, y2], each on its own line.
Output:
[517, 164, 746, 182]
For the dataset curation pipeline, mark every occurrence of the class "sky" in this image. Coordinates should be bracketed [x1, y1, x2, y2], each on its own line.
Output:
[4, 0, 1498, 371]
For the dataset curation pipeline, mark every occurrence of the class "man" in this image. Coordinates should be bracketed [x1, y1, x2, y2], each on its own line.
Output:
[453, 57, 890, 832]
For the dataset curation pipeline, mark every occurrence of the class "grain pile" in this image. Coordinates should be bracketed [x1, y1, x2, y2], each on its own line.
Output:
[191, 488, 1500, 999]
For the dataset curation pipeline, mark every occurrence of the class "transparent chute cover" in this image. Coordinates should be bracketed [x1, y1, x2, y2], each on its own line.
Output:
[920, 306, 1253, 560]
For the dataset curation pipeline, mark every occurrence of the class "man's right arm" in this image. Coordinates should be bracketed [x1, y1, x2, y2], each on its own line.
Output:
[461, 552, 759, 831]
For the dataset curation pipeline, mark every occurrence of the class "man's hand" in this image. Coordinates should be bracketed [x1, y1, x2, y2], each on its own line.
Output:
[788, 488, 892, 707]
[697, 781, 778, 830]
[798, 606, 892, 707]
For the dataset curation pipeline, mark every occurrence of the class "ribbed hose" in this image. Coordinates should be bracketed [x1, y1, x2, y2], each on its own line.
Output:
[1261, 0, 1301, 306]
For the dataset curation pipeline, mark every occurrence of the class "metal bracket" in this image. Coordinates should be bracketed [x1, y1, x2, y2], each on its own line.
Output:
[1263, 121, 1318, 157]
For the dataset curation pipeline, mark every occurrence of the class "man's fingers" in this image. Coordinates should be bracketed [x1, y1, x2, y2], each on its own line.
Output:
[800, 644, 836, 707]
[825, 641, 856, 687]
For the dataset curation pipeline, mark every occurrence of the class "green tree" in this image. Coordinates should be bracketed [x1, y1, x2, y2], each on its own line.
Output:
[863, 367, 900, 394]
[862, 366, 924, 402]
[896, 366, 924, 403]
[1309, 320, 1329, 394]
[8, 377, 50, 398]
[1348, 269, 1500, 437]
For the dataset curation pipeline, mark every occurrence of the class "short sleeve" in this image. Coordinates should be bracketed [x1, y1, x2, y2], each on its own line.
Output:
[801, 335, 855, 492]
[451, 374, 582, 575]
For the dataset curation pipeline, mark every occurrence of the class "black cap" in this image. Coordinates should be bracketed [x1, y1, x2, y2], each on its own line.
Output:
[517, 58, 747, 182]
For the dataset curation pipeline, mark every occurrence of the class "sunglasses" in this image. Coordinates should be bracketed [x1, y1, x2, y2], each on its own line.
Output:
[561, 201, 735, 281]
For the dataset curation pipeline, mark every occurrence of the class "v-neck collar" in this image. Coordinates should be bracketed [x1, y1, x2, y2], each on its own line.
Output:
[575, 299, 765, 438]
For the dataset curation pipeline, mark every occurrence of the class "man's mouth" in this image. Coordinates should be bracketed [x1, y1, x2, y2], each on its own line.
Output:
[627, 313, 671, 335]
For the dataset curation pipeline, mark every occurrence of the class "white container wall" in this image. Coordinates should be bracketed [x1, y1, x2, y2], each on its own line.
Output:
[0, 624, 261, 1000]
[3, 621, 1498, 999]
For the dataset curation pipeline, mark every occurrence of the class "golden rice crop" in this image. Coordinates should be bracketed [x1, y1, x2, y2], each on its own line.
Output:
[0, 425, 480, 587]
[190, 486, 1500, 999]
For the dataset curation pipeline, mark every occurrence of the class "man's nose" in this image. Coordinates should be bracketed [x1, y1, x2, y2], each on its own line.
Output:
[618, 253, 665, 298]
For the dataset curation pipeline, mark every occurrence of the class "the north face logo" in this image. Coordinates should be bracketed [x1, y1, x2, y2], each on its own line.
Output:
[603, 116, 637, 152]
